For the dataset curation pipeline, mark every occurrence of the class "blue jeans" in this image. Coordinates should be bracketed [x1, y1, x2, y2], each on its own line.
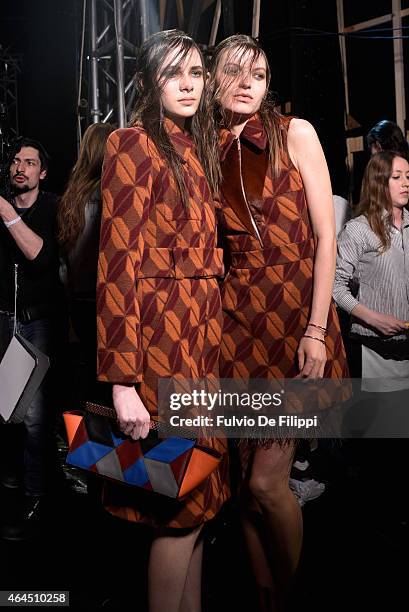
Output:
[1, 314, 56, 496]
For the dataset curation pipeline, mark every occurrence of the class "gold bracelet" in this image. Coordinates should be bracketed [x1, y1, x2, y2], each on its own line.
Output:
[303, 334, 326, 345]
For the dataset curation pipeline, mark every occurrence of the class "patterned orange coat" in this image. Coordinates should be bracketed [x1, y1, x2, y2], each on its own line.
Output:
[218, 115, 349, 386]
[96, 121, 229, 529]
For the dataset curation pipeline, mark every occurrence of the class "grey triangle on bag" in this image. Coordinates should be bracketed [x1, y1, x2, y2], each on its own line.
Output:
[0, 333, 50, 424]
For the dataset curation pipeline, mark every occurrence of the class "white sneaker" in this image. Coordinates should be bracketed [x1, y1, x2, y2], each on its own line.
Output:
[289, 478, 325, 507]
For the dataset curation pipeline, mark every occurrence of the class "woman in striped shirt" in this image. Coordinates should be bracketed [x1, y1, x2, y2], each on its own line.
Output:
[334, 151, 409, 396]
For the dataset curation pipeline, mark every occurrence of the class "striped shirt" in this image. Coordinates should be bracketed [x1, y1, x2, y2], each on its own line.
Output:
[333, 208, 409, 339]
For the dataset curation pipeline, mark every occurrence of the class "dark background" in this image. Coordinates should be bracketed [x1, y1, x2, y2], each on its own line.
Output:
[1, 0, 408, 198]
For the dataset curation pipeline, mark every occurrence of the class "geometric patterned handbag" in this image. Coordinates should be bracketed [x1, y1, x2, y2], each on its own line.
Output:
[63, 402, 221, 499]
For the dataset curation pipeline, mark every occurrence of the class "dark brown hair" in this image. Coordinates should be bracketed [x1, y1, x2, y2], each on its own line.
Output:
[209, 34, 285, 179]
[354, 150, 406, 251]
[11, 137, 50, 171]
[366, 120, 409, 157]
[129, 29, 221, 202]
[58, 122, 114, 249]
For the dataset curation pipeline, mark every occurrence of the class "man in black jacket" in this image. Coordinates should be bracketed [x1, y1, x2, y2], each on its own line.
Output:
[0, 138, 63, 540]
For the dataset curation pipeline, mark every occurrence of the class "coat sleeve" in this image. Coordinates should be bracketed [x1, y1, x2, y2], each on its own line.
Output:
[96, 128, 152, 383]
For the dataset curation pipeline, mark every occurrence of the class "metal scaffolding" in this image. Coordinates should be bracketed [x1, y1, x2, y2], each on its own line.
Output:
[82, 0, 140, 129]
[0, 48, 19, 140]
[77, 0, 261, 133]
[78, 0, 408, 199]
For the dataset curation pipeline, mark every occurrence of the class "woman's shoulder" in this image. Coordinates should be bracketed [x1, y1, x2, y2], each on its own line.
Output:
[286, 118, 319, 145]
[109, 125, 149, 145]
[285, 118, 323, 166]
[107, 126, 159, 162]
[345, 214, 369, 229]
[339, 215, 373, 242]
[281, 117, 324, 173]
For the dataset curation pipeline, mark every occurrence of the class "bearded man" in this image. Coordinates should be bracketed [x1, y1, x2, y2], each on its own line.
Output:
[0, 138, 63, 540]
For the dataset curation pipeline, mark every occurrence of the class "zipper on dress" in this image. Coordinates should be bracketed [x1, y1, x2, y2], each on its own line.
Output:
[236, 138, 264, 247]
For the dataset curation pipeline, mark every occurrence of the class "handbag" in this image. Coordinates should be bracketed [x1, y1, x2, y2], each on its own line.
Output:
[63, 401, 221, 499]
[0, 264, 50, 424]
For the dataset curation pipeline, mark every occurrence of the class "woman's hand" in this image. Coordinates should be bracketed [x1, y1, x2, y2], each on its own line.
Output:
[367, 312, 408, 336]
[112, 384, 151, 440]
[352, 304, 407, 336]
[296, 336, 327, 379]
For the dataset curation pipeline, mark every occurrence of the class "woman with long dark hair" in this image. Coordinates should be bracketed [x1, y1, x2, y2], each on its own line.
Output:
[58, 122, 114, 402]
[209, 35, 348, 610]
[96, 30, 229, 611]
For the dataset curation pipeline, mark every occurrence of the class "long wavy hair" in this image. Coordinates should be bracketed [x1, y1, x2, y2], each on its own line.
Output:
[58, 122, 114, 249]
[208, 34, 285, 179]
[129, 29, 221, 202]
[354, 150, 404, 251]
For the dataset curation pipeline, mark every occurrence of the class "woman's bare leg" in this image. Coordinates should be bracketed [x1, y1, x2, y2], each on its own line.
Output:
[179, 538, 203, 612]
[241, 442, 302, 610]
[148, 526, 203, 612]
[241, 502, 278, 612]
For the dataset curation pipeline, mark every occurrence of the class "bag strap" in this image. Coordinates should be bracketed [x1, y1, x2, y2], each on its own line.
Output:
[85, 401, 158, 430]
[84, 401, 196, 439]
[13, 263, 18, 335]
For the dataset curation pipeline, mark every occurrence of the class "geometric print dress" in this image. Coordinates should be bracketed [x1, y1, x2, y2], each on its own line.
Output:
[218, 115, 349, 411]
[96, 119, 230, 529]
